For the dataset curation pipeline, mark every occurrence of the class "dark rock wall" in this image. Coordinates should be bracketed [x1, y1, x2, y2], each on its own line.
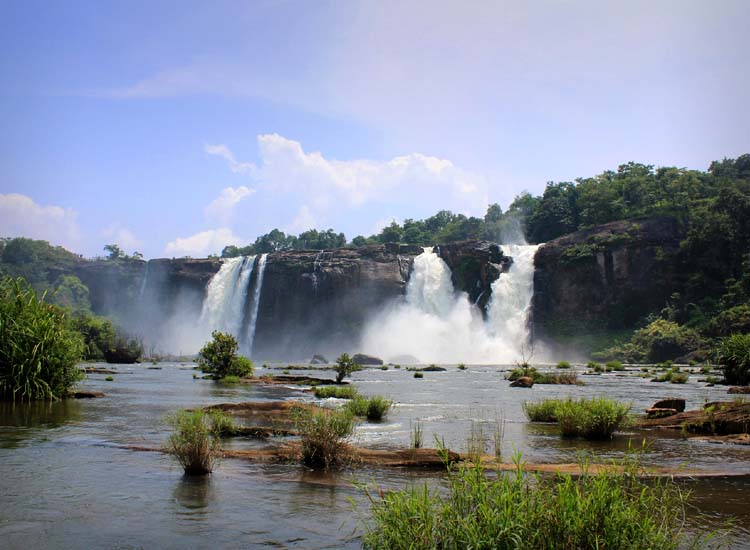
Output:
[532, 217, 684, 338]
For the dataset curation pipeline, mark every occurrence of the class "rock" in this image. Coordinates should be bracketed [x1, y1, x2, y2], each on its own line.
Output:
[419, 365, 447, 372]
[309, 354, 328, 365]
[728, 386, 750, 394]
[510, 376, 534, 388]
[533, 217, 683, 338]
[352, 353, 384, 365]
[70, 391, 105, 399]
[651, 398, 686, 412]
[637, 401, 750, 435]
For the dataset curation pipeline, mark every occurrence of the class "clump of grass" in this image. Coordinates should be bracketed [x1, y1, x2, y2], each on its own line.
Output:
[523, 399, 561, 422]
[466, 420, 486, 463]
[700, 364, 712, 374]
[359, 452, 696, 550]
[314, 385, 359, 399]
[380, 365, 389, 370]
[457, 363, 466, 370]
[413, 372, 424, 379]
[105, 375, 114, 382]
[555, 397, 631, 439]
[508, 367, 582, 385]
[166, 409, 229, 475]
[606, 360, 625, 371]
[586, 360, 600, 370]
[219, 375, 240, 384]
[653, 368, 689, 384]
[556, 360, 571, 369]
[292, 407, 357, 469]
[410, 419, 423, 449]
[394, 364, 401, 369]
[345, 395, 393, 421]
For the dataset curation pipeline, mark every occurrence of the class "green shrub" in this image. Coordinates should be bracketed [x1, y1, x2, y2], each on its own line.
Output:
[653, 368, 689, 384]
[197, 331, 253, 379]
[510, 367, 581, 385]
[292, 407, 357, 469]
[714, 333, 750, 385]
[0, 277, 84, 400]
[523, 399, 561, 422]
[314, 385, 359, 399]
[457, 363, 466, 370]
[334, 353, 362, 383]
[105, 375, 114, 382]
[605, 360, 624, 371]
[166, 409, 225, 475]
[360, 454, 694, 550]
[414, 372, 424, 379]
[586, 360, 600, 370]
[345, 395, 393, 421]
[556, 360, 571, 369]
[219, 375, 240, 384]
[555, 397, 631, 439]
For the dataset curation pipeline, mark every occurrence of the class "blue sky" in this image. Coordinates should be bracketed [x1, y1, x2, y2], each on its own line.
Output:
[1, 0, 748, 258]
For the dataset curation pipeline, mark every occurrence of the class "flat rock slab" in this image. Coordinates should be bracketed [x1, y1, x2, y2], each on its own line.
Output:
[728, 386, 750, 394]
[637, 401, 750, 435]
[69, 390, 106, 399]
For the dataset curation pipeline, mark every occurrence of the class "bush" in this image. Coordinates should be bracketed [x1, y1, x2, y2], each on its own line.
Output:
[360, 453, 694, 550]
[509, 367, 581, 385]
[197, 331, 253, 379]
[523, 399, 561, 422]
[314, 385, 359, 399]
[555, 397, 631, 439]
[293, 407, 357, 469]
[606, 360, 624, 371]
[346, 395, 393, 421]
[414, 372, 424, 378]
[714, 333, 750, 385]
[167, 409, 228, 475]
[0, 277, 84, 400]
[556, 360, 571, 369]
[334, 353, 362, 383]
[103, 334, 143, 364]
[586, 361, 600, 370]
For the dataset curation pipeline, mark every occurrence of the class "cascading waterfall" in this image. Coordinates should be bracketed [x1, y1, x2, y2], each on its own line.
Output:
[138, 261, 150, 299]
[245, 253, 268, 355]
[200, 256, 255, 338]
[361, 245, 540, 364]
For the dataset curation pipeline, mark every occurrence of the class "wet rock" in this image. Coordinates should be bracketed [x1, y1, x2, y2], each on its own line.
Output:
[70, 390, 105, 399]
[510, 376, 534, 388]
[728, 386, 750, 394]
[419, 365, 447, 372]
[638, 401, 750, 435]
[309, 354, 328, 365]
[352, 353, 383, 365]
[651, 398, 686, 412]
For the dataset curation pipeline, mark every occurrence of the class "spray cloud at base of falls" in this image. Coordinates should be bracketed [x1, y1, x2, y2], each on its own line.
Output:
[360, 245, 540, 364]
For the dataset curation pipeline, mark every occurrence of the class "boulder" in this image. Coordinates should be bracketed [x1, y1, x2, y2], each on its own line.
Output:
[510, 376, 534, 388]
[353, 353, 384, 365]
[728, 386, 750, 394]
[309, 354, 328, 365]
[651, 398, 686, 412]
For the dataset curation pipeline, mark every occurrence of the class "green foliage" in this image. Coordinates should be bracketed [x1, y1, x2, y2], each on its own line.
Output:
[714, 333, 750, 385]
[603, 320, 702, 363]
[359, 453, 694, 550]
[555, 397, 631, 439]
[103, 334, 143, 364]
[0, 237, 82, 288]
[708, 305, 750, 337]
[413, 371, 424, 378]
[345, 395, 393, 421]
[0, 277, 84, 400]
[334, 353, 361, 383]
[586, 361, 600, 370]
[221, 228, 347, 257]
[166, 409, 229, 475]
[197, 331, 253, 379]
[556, 360, 571, 369]
[653, 368, 689, 384]
[70, 312, 117, 360]
[292, 407, 357, 469]
[508, 367, 580, 385]
[314, 385, 359, 399]
[410, 420, 423, 449]
[605, 360, 624, 371]
[523, 399, 562, 422]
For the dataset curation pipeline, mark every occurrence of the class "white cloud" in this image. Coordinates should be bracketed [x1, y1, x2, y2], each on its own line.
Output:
[164, 228, 244, 257]
[101, 223, 141, 252]
[204, 185, 254, 224]
[204, 143, 256, 174]
[0, 193, 81, 250]
[286, 205, 318, 234]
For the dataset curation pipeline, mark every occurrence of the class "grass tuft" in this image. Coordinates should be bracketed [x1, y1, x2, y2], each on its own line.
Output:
[345, 395, 393, 421]
[166, 409, 231, 475]
[314, 385, 359, 399]
[292, 407, 357, 469]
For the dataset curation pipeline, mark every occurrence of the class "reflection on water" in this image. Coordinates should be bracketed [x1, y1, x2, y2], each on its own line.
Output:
[0, 362, 748, 548]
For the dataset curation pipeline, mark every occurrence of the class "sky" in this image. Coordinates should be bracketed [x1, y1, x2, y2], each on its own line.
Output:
[0, 0, 748, 258]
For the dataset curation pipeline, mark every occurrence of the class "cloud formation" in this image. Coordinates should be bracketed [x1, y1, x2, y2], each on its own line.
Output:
[204, 185, 254, 224]
[101, 223, 141, 252]
[205, 144, 256, 174]
[0, 193, 81, 250]
[165, 227, 243, 257]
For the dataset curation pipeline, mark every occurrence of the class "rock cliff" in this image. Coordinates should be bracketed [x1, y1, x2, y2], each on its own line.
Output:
[532, 217, 684, 338]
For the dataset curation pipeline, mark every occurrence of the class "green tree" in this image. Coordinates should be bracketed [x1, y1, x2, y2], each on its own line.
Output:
[103, 244, 123, 260]
[197, 331, 253, 379]
[334, 353, 361, 383]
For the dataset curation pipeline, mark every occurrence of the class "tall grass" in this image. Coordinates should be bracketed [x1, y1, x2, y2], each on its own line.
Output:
[293, 407, 357, 468]
[523, 399, 562, 422]
[410, 419, 423, 449]
[555, 397, 631, 439]
[314, 385, 359, 399]
[345, 395, 393, 421]
[0, 277, 84, 400]
[166, 409, 230, 475]
[359, 453, 696, 550]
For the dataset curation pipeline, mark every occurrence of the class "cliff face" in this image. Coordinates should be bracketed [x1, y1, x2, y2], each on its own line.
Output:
[532, 217, 684, 338]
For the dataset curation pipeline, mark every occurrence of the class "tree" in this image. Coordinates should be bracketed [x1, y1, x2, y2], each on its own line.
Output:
[378, 222, 403, 244]
[197, 331, 253, 379]
[334, 353, 361, 383]
[103, 244, 123, 260]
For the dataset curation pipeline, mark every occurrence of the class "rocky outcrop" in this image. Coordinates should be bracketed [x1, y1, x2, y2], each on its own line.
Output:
[437, 240, 512, 313]
[352, 353, 384, 365]
[532, 217, 684, 338]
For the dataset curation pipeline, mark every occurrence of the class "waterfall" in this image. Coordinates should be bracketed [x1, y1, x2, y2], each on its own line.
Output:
[360, 245, 540, 364]
[246, 253, 268, 355]
[200, 256, 255, 337]
[486, 244, 540, 356]
[138, 261, 150, 299]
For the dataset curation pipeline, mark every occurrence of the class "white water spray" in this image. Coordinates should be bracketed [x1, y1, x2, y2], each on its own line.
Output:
[200, 256, 254, 337]
[246, 253, 268, 355]
[360, 245, 540, 364]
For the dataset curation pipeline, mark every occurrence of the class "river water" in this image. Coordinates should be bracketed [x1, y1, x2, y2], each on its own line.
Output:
[1, 362, 748, 549]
